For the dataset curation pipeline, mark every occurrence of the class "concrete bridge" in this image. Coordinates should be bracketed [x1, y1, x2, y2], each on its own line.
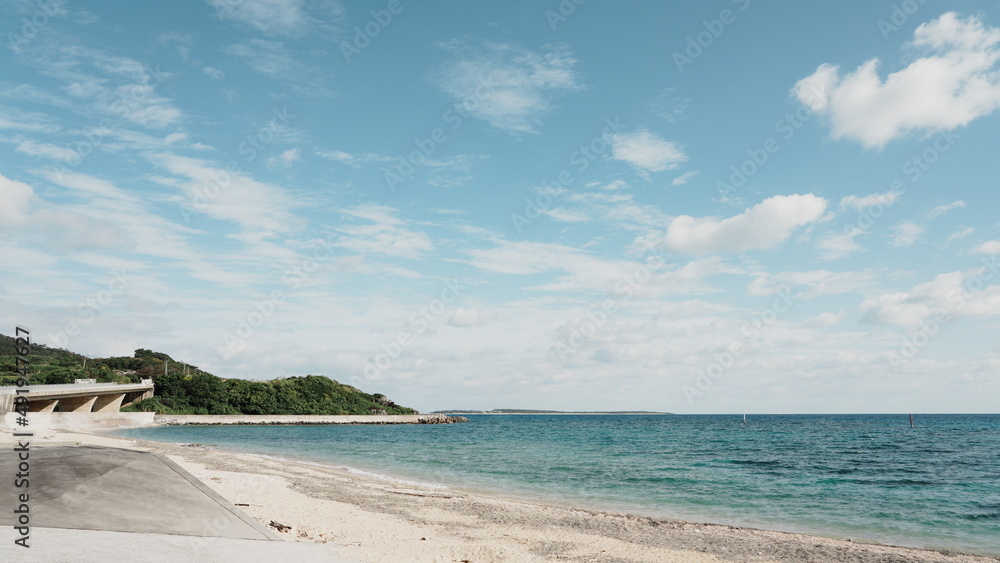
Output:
[0, 380, 154, 414]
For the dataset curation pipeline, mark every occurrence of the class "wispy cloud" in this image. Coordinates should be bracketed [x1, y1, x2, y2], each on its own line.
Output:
[433, 39, 582, 134]
[928, 200, 966, 218]
[610, 130, 686, 174]
[672, 170, 699, 186]
[224, 39, 333, 97]
[890, 221, 925, 247]
[332, 205, 434, 258]
[208, 0, 344, 39]
[152, 153, 304, 235]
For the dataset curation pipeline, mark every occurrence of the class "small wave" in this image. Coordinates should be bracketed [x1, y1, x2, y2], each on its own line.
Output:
[962, 512, 1000, 521]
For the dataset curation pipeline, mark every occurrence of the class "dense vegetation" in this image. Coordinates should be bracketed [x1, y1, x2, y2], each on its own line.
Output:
[0, 334, 417, 416]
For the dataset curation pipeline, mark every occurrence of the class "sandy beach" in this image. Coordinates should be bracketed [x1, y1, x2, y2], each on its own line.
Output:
[6, 426, 996, 563]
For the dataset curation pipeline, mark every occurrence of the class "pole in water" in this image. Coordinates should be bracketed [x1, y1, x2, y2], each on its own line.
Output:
[909, 414, 914, 428]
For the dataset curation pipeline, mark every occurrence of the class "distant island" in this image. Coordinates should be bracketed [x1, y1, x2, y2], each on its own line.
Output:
[0, 334, 417, 416]
[432, 409, 673, 415]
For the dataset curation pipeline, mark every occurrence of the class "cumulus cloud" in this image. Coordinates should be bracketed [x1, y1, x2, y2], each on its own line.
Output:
[861, 268, 1000, 326]
[972, 240, 1000, 255]
[793, 13, 1000, 148]
[433, 39, 582, 134]
[663, 194, 828, 255]
[610, 130, 686, 173]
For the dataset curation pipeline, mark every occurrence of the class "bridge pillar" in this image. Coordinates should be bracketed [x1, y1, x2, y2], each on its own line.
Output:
[58, 395, 97, 412]
[93, 393, 126, 413]
[32, 399, 59, 412]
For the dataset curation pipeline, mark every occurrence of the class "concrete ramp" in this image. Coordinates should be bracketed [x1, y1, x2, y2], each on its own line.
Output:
[0, 445, 354, 562]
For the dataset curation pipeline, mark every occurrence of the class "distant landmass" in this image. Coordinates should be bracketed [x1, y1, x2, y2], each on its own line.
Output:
[0, 334, 417, 416]
[432, 409, 673, 415]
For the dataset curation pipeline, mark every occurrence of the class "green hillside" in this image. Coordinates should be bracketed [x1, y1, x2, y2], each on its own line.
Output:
[0, 334, 417, 416]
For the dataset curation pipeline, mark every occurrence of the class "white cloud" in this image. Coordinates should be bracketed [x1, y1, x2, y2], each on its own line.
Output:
[12, 139, 79, 163]
[928, 200, 966, 218]
[793, 13, 1000, 148]
[224, 39, 332, 96]
[202, 66, 225, 80]
[266, 148, 300, 169]
[663, 194, 828, 255]
[861, 268, 1000, 326]
[749, 269, 884, 299]
[544, 208, 590, 223]
[839, 191, 899, 211]
[434, 40, 582, 134]
[890, 221, 925, 247]
[610, 130, 686, 173]
[817, 226, 866, 261]
[0, 174, 34, 228]
[672, 170, 699, 186]
[332, 205, 434, 258]
[152, 153, 302, 235]
[947, 227, 974, 242]
[207, 0, 343, 38]
[449, 308, 499, 327]
[801, 310, 847, 328]
[315, 149, 395, 167]
[972, 240, 1000, 254]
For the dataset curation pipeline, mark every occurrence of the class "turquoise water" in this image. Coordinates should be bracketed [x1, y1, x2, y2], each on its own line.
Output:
[117, 414, 1000, 555]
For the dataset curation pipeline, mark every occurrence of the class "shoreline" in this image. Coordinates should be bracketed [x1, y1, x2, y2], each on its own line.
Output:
[8, 426, 998, 562]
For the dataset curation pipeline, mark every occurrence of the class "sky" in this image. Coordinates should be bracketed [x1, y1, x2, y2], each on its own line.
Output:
[1, 0, 999, 414]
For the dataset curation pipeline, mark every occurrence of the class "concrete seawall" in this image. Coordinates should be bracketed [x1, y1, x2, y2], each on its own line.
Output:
[155, 414, 468, 425]
[2, 411, 156, 430]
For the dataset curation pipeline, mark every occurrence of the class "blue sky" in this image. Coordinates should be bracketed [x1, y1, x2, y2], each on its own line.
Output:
[2, 0, 999, 413]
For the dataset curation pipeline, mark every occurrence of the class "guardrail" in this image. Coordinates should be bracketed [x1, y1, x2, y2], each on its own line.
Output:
[0, 382, 153, 394]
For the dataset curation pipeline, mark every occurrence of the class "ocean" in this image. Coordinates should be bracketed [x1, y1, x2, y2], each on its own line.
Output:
[116, 414, 1000, 555]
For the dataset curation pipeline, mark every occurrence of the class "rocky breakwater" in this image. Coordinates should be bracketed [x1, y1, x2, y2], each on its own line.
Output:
[418, 414, 469, 424]
[154, 414, 470, 426]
